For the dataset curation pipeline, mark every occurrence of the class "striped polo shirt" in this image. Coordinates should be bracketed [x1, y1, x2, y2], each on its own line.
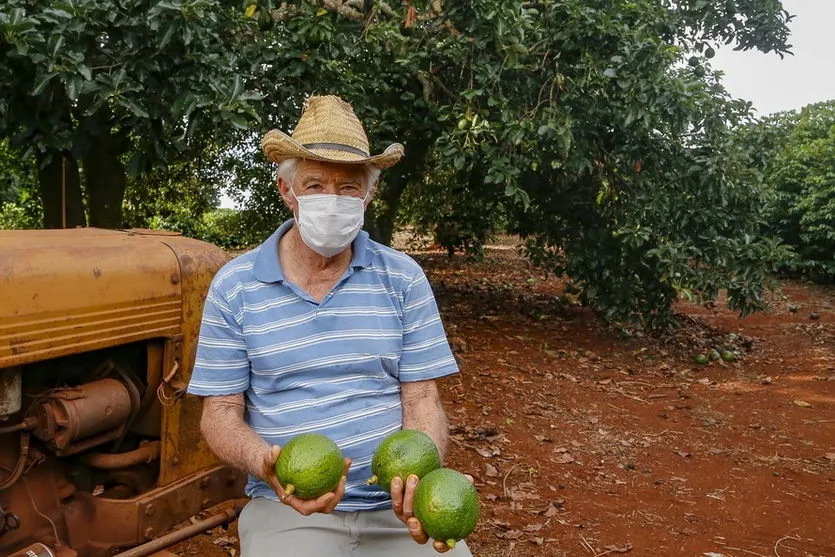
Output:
[186, 218, 459, 511]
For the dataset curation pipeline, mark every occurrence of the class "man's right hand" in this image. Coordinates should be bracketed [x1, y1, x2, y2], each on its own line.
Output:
[392, 473, 475, 553]
[261, 445, 351, 516]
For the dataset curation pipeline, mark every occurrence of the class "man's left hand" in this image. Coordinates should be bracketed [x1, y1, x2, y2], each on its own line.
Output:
[391, 473, 474, 553]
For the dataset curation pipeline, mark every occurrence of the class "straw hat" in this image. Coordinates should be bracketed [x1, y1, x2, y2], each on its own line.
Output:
[261, 95, 404, 169]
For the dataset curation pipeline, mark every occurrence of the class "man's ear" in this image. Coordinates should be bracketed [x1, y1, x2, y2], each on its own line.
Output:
[278, 177, 295, 211]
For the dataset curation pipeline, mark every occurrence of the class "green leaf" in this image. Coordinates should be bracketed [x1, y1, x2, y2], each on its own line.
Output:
[43, 8, 72, 19]
[119, 98, 150, 118]
[159, 22, 177, 49]
[228, 113, 249, 130]
[232, 74, 243, 100]
[32, 72, 58, 96]
[238, 91, 265, 102]
[51, 36, 64, 58]
[65, 76, 81, 100]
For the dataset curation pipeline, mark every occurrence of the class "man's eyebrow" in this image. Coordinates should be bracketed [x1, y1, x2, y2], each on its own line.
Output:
[301, 174, 323, 183]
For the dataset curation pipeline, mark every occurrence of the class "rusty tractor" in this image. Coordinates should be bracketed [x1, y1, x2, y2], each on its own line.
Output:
[0, 228, 246, 557]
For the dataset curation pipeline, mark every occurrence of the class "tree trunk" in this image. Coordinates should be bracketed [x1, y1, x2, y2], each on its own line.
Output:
[36, 151, 86, 228]
[369, 173, 408, 247]
[33, 84, 86, 229]
[367, 138, 431, 246]
[82, 131, 128, 228]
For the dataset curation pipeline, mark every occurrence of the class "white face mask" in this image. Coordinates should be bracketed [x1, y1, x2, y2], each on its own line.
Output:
[290, 186, 368, 258]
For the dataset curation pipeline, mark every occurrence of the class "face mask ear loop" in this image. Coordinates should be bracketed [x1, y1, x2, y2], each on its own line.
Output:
[289, 184, 303, 226]
[362, 182, 373, 206]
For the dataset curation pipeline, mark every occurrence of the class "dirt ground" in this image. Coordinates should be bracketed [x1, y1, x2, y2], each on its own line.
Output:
[169, 241, 834, 557]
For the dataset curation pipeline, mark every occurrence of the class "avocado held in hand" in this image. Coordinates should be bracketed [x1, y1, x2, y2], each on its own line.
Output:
[413, 468, 480, 550]
[275, 433, 345, 500]
[366, 429, 442, 492]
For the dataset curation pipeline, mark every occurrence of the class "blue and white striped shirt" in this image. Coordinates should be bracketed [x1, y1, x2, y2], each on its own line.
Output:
[186, 219, 459, 511]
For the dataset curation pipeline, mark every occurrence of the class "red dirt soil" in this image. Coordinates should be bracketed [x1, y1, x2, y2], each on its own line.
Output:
[167, 243, 834, 557]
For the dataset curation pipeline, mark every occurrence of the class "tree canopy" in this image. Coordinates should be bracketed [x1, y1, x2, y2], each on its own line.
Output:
[740, 100, 835, 282]
[0, 0, 798, 329]
[0, 0, 267, 227]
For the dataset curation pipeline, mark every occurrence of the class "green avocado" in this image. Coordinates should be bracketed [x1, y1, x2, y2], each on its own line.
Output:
[721, 350, 736, 362]
[274, 433, 344, 500]
[367, 429, 441, 492]
[413, 468, 480, 550]
[694, 353, 709, 365]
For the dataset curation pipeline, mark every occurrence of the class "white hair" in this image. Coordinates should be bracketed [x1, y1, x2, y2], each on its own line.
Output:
[277, 158, 381, 194]
[277, 158, 300, 188]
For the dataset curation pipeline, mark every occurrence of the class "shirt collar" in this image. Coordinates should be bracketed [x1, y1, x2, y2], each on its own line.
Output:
[253, 218, 373, 284]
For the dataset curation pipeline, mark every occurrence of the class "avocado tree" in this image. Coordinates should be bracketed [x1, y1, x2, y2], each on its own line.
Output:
[0, 138, 41, 229]
[0, 139, 34, 204]
[740, 100, 835, 282]
[211, 0, 797, 328]
[1, 0, 797, 329]
[441, 1, 796, 328]
[231, 0, 793, 329]
[218, 0, 447, 246]
[0, 0, 270, 228]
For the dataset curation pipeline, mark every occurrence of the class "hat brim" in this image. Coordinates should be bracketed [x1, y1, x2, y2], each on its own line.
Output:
[262, 129, 404, 170]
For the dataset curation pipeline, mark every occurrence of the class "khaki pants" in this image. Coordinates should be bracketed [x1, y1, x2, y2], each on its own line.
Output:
[238, 497, 473, 557]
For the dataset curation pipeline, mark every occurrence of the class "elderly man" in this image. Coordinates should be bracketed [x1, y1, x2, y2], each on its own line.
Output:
[186, 95, 471, 556]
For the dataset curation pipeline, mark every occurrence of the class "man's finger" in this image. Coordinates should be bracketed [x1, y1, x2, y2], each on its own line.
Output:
[342, 457, 352, 476]
[311, 492, 336, 514]
[288, 492, 335, 515]
[335, 474, 347, 500]
[323, 476, 346, 513]
[407, 517, 429, 545]
[391, 477, 404, 517]
[269, 477, 285, 500]
[433, 540, 450, 553]
[402, 474, 418, 520]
